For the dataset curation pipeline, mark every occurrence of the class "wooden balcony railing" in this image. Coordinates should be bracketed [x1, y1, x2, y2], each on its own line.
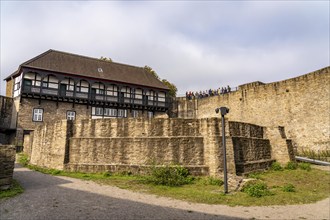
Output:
[22, 84, 169, 108]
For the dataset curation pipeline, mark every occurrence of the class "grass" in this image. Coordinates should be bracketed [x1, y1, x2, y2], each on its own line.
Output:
[17, 153, 330, 206]
[0, 180, 24, 199]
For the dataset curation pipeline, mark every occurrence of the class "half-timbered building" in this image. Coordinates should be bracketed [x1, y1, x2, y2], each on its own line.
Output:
[4, 49, 170, 145]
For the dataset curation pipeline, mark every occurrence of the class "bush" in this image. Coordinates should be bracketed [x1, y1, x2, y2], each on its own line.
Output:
[282, 183, 295, 192]
[241, 181, 273, 197]
[285, 161, 298, 170]
[103, 171, 112, 177]
[146, 165, 193, 186]
[119, 171, 133, 176]
[270, 162, 283, 171]
[298, 162, 311, 171]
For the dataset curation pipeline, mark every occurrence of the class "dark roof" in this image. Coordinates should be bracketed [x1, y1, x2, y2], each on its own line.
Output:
[5, 49, 169, 90]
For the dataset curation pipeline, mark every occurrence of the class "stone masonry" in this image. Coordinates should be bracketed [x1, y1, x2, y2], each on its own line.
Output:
[173, 67, 330, 153]
[0, 96, 17, 145]
[28, 118, 292, 176]
[0, 145, 16, 190]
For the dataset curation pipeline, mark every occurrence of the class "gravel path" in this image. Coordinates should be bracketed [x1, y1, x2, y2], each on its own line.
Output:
[1, 164, 329, 220]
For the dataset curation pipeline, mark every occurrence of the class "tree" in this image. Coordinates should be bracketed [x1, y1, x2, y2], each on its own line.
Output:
[161, 79, 177, 98]
[100, 56, 113, 62]
[144, 65, 160, 80]
[144, 65, 177, 98]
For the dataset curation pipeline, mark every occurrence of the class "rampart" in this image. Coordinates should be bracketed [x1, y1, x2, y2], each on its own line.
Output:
[174, 67, 330, 152]
[28, 118, 293, 176]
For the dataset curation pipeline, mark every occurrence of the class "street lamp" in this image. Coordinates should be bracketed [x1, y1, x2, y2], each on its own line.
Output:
[215, 107, 229, 194]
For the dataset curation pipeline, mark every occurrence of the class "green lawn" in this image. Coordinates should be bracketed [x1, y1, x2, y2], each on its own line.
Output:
[18, 153, 330, 206]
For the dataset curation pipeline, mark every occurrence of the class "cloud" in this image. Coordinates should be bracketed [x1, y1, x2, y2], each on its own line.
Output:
[1, 1, 329, 95]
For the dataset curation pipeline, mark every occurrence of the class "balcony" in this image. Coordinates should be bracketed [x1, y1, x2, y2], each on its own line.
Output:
[21, 84, 169, 110]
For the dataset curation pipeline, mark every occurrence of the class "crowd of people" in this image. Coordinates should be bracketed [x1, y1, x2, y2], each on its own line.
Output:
[186, 85, 233, 100]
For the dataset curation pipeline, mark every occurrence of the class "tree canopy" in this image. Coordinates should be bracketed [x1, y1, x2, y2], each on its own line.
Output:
[100, 56, 113, 62]
[144, 65, 177, 98]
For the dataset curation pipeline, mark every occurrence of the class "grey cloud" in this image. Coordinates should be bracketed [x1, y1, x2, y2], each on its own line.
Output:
[1, 1, 329, 95]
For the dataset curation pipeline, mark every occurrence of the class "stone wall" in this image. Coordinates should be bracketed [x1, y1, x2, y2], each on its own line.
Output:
[17, 98, 90, 132]
[0, 96, 16, 130]
[30, 120, 70, 170]
[0, 96, 17, 145]
[29, 118, 290, 176]
[174, 67, 330, 153]
[5, 79, 13, 97]
[0, 145, 16, 190]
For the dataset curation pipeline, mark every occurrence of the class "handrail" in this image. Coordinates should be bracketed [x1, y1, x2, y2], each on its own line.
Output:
[295, 156, 330, 166]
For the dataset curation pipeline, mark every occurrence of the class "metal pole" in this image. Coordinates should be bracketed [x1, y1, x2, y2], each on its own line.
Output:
[222, 114, 228, 194]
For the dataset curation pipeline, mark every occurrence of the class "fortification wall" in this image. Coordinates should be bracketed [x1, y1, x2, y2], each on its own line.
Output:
[29, 118, 290, 176]
[30, 120, 70, 170]
[0, 145, 16, 190]
[0, 96, 16, 130]
[0, 96, 17, 145]
[175, 67, 330, 152]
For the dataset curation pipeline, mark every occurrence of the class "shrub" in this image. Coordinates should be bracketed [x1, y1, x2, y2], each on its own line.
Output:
[119, 171, 133, 176]
[103, 171, 112, 177]
[285, 161, 298, 170]
[270, 162, 283, 171]
[282, 183, 295, 192]
[146, 165, 193, 186]
[298, 162, 311, 171]
[241, 181, 273, 197]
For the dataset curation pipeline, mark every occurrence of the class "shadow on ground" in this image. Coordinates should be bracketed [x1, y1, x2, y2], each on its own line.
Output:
[0, 164, 242, 220]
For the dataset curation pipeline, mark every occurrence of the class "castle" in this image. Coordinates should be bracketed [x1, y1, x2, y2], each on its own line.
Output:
[1, 49, 329, 179]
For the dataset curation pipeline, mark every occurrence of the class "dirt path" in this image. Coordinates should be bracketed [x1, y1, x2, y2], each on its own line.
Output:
[1, 165, 329, 220]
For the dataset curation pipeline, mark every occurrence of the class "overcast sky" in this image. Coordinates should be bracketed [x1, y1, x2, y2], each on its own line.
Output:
[1, 1, 329, 96]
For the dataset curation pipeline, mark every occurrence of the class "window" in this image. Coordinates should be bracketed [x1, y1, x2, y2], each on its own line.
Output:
[42, 75, 59, 89]
[104, 108, 117, 117]
[148, 111, 153, 119]
[95, 107, 103, 116]
[77, 80, 89, 93]
[132, 110, 139, 118]
[121, 87, 131, 98]
[106, 85, 118, 96]
[24, 72, 41, 87]
[67, 111, 76, 120]
[61, 78, 74, 91]
[147, 90, 155, 100]
[33, 108, 44, 122]
[118, 109, 127, 118]
[158, 92, 166, 102]
[92, 82, 105, 94]
[134, 88, 143, 99]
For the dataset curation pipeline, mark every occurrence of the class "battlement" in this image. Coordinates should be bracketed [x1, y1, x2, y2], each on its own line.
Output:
[173, 66, 330, 153]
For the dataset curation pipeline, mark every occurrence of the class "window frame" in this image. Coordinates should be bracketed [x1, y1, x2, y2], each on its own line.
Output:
[148, 111, 154, 119]
[132, 110, 139, 118]
[66, 111, 76, 120]
[32, 108, 44, 122]
[118, 109, 127, 118]
[95, 107, 103, 116]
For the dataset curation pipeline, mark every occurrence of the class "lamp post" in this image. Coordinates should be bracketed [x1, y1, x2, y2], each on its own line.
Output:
[215, 107, 229, 194]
